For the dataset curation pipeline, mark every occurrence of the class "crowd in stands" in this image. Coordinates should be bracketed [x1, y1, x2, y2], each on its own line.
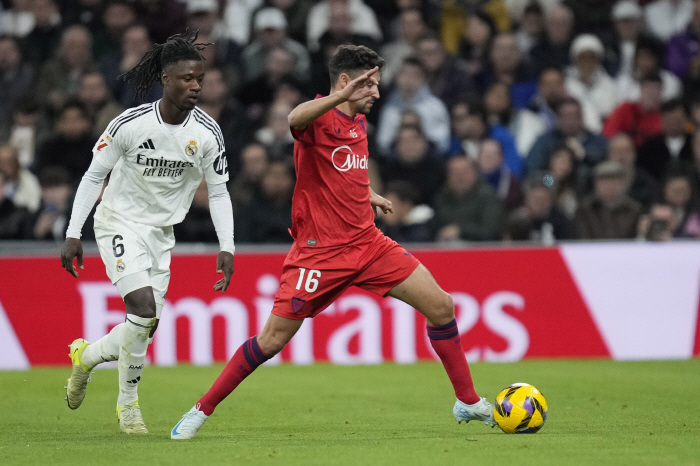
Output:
[1, 0, 700, 244]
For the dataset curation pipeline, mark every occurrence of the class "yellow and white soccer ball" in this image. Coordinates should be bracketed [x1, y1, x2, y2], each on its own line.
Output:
[493, 383, 548, 434]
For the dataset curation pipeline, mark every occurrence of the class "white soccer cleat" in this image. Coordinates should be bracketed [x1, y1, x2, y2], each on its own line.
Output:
[65, 339, 93, 410]
[453, 397, 497, 427]
[171, 404, 209, 440]
[117, 400, 149, 434]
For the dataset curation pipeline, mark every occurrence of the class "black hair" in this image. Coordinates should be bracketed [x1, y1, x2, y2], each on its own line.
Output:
[554, 96, 581, 114]
[660, 98, 686, 114]
[640, 72, 663, 85]
[328, 45, 385, 86]
[384, 180, 420, 206]
[39, 167, 71, 187]
[400, 56, 426, 75]
[453, 99, 489, 126]
[119, 30, 212, 102]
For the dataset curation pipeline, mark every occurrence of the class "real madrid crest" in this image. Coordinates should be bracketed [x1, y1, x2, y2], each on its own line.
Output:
[185, 140, 198, 156]
[116, 259, 126, 273]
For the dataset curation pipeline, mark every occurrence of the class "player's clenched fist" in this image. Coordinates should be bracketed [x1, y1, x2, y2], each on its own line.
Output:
[61, 238, 84, 278]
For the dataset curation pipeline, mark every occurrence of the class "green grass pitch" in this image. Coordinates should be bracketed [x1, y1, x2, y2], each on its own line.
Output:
[1, 360, 699, 466]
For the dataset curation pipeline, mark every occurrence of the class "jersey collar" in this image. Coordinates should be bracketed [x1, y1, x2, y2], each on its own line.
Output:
[153, 100, 192, 128]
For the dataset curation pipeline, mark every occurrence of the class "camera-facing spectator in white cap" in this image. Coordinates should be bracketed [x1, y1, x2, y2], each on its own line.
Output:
[565, 34, 617, 125]
[243, 7, 310, 83]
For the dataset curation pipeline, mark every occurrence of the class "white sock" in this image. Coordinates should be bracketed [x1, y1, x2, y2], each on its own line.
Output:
[117, 315, 155, 407]
[82, 323, 124, 369]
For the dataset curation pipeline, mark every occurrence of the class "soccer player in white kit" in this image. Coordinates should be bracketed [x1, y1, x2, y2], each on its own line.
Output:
[60, 31, 235, 434]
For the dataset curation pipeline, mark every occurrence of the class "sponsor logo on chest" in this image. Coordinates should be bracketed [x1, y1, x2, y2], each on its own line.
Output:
[134, 137, 197, 178]
[331, 145, 368, 172]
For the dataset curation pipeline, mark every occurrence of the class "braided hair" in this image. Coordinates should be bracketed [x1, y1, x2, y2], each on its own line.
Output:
[119, 30, 212, 102]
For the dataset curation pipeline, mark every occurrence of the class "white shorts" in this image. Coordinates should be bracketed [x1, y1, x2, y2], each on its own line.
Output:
[94, 205, 174, 308]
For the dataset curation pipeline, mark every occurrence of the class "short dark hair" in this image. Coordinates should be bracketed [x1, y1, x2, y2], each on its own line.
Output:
[554, 96, 581, 114]
[328, 45, 385, 85]
[660, 98, 686, 114]
[384, 180, 420, 205]
[399, 56, 425, 75]
[640, 72, 663, 85]
[453, 99, 488, 126]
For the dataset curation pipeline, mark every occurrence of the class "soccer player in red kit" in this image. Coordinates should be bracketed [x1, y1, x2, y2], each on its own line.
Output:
[171, 45, 495, 439]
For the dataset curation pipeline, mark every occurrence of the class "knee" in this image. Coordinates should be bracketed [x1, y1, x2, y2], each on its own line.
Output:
[430, 292, 455, 325]
[124, 289, 156, 319]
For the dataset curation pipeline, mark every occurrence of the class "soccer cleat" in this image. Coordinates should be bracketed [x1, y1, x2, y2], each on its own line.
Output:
[116, 400, 149, 434]
[65, 338, 93, 409]
[171, 404, 209, 440]
[453, 397, 497, 427]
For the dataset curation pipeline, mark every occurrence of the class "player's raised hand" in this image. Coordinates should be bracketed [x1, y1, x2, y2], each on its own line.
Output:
[214, 251, 234, 293]
[61, 238, 84, 278]
[338, 67, 379, 103]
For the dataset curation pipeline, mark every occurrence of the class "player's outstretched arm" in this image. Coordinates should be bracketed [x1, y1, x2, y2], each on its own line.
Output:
[287, 66, 379, 130]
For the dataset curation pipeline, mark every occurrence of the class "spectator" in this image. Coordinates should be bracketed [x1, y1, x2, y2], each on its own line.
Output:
[380, 125, 445, 204]
[376, 180, 434, 243]
[61, 0, 103, 32]
[637, 98, 693, 180]
[91, 0, 137, 63]
[565, 34, 617, 124]
[197, 67, 248, 167]
[255, 100, 296, 160]
[529, 4, 575, 73]
[4, 101, 43, 168]
[237, 46, 299, 126]
[0, 0, 35, 38]
[662, 171, 700, 237]
[229, 143, 269, 215]
[376, 57, 450, 156]
[33, 101, 95, 185]
[0, 35, 35, 133]
[316, 3, 380, 55]
[512, 67, 600, 156]
[34, 25, 96, 114]
[563, 0, 614, 38]
[139, 0, 187, 44]
[253, 0, 314, 46]
[603, 73, 664, 147]
[186, 0, 228, 39]
[449, 100, 523, 177]
[514, 2, 544, 55]
[236, 160, 295, 243]
[25, 168, 73, 240]
[223, 0, 264, 47]
[0, 143, 41, 212]
[77, 71, 123, 134]
[101, 24, 161, 107]
[381, 8, 428, 85]
[574, 160, 642, 239]
[606, 0, 657, 78]
[666, 0, 700, 80]
[638, 202, 679, 241]
[456, 10, 497, 78]
[433, 156, 502, 242]
[615, 36, 683, 104]
[476, 32, 537, 108]
[644, 0, 694, 42]
[22, 0, 62, 66]
[0, 171, 31, 239]
[173, 179, 218, 243]
[306, 0, 382, 52]
[416, 35, 474, 108]
[478, 138, 523, 211]
[508, 175, 576, 242]
[243, 7, 310, 83]
[607, 133, 657, 209]
[526, 97, 608, 180]
[546, 145, 580, 218]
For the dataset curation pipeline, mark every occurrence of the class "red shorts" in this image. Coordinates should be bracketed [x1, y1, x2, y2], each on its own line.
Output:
[271, 228, 420, 320]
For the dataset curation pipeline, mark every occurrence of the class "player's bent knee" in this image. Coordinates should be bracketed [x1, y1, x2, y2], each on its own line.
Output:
[124, 287, 157, 319]
[428, 292, 455, 325]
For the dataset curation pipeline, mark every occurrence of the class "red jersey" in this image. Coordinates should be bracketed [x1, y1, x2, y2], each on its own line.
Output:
[290, 98, 374, 248]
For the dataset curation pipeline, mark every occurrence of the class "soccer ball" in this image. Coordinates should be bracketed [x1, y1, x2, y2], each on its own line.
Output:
[493, 383, 548, 434]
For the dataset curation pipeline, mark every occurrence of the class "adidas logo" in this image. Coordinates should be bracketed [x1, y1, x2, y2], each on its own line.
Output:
[138, 139, 155, 150]
[127, 376, 141, 384]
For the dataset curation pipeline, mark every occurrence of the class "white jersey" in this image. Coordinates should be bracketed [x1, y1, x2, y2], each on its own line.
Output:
[93, 101, 229, 227]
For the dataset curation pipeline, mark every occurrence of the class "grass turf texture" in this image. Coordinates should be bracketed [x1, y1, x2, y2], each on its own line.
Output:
[1, 360, 698, 466]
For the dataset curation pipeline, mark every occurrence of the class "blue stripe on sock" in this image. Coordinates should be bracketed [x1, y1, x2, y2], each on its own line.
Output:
[241, 338, 257, 368]
[427, 319, 459, 340]
[251, 337, 268, 364]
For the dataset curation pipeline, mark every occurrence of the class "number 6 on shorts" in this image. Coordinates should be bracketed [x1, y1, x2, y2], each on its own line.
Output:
[296, 268, 321, 293]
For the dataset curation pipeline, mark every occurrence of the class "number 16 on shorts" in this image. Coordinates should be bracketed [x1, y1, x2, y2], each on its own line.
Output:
[296, 268, 321, 293]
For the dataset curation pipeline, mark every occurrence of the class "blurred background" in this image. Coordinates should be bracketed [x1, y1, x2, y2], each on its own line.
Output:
[2, 0, 700, 246]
